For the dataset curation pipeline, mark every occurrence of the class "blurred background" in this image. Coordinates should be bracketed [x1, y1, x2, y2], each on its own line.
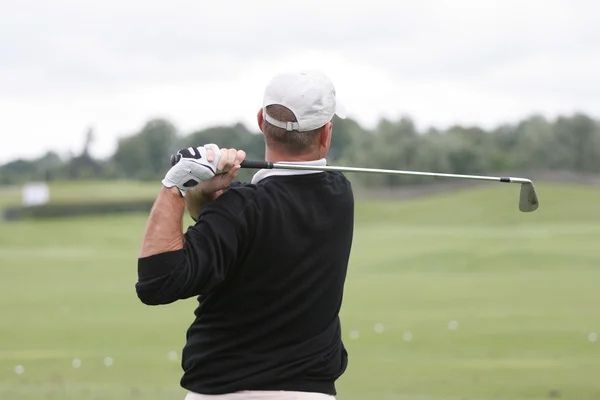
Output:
[1, 0, 600, 399]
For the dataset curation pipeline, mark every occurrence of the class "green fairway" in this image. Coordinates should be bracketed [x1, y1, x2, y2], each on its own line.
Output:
[1, 182, 600, 400]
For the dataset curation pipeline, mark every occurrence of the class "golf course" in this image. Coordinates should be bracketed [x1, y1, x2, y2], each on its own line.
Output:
[1, 180, 599, 400]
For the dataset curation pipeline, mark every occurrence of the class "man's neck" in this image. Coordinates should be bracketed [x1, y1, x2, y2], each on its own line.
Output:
[265, 148, 322, 163]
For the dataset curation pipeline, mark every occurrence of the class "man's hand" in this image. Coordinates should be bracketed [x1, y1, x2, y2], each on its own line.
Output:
[162, 144, 222, 194]
[184, 148, 246, 221]
[201, 148, 247, 195]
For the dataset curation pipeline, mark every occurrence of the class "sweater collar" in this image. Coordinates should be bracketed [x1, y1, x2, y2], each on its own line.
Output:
[251, 158, 327, 184]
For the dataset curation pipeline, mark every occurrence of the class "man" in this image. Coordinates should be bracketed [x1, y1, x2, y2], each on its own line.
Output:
[136, 71, 354, 399]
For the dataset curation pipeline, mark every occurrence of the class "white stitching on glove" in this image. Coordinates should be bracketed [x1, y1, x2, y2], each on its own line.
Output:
[161, 144, 222, 195]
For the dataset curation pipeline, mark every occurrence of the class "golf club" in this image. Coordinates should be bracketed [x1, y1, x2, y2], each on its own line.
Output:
[170, 156, 539, 212]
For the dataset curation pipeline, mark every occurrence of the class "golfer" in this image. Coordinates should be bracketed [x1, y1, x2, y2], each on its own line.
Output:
[136, 71, 354, 399]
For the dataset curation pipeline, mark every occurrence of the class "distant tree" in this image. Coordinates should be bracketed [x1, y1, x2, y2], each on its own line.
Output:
[551, 114, 600, 172]
[112, 118, 179, 179]
[180, 124, 256, 152]
[82, 127, 95, 157]
[442, 125, 491, 174]
[510, 115, 553, 171]
[59, 127, 103, 180]
[36, 151, 63, 181]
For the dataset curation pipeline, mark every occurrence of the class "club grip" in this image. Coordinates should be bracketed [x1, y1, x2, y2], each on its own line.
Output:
[170, 153, 272, 169]
[240, 160, 273, 169]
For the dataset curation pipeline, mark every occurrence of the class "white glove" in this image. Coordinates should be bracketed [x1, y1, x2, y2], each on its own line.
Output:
[162, 144, 222, 194]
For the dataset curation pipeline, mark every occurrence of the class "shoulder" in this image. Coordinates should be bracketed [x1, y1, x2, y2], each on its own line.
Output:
[322, 171, 355, 197]
[224, 181, 261, 201]
[327, 171, 353, 186]
[199, 181, 259, 220]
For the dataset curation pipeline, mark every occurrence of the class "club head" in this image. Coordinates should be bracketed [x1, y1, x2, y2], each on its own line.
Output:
[519, 181, 539, 212]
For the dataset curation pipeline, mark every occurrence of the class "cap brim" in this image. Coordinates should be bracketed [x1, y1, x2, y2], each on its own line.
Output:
[335, 99, 347, 119]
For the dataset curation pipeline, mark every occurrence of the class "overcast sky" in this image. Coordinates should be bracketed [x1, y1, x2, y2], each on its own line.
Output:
[1, 0, 599, 163]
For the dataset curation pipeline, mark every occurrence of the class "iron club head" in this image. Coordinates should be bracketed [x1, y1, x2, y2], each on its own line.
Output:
[519, 181, 539, 212]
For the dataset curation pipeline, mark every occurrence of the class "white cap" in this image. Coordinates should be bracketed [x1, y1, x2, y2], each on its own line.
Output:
[262, 70, 346, 132]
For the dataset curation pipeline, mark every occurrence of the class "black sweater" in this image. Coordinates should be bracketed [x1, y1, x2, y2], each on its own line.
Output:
[136, 171, 354, 395]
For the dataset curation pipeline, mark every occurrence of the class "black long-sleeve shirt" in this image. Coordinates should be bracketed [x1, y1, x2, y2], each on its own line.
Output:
[136, 169, 354, 396]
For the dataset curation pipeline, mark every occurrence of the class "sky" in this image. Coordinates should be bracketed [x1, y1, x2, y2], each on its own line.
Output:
[1, 0, 599, 163]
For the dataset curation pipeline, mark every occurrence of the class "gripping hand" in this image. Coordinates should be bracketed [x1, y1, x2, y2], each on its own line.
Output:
[162, 144, 221, 194]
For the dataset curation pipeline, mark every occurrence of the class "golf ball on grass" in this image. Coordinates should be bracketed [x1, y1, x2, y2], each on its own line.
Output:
[14, 365, 24, 375]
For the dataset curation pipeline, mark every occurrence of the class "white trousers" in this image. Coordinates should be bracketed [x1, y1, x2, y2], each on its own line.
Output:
[185, 391, 335, 400]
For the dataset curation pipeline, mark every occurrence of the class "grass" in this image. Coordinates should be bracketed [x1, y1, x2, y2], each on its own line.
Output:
[1, 182, 600, 399]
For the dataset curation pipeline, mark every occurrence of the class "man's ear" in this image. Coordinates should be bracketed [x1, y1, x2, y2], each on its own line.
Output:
[257, 108, 265, 134]
[320, 121, 333, 149]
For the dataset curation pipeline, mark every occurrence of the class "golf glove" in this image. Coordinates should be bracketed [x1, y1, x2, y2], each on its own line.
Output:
[162, 144, 222, 194]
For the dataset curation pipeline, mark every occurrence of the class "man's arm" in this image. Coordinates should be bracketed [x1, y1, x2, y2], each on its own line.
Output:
[135, 146, 246, 306]
[135, 188, 248, 306]
[185, 186, 222, 222]
[139, 186, 185, 258]
[136, 186, 190, 306]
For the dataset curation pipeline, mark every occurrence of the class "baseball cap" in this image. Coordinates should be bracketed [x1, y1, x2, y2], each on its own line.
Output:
[262, 70, 346, 132]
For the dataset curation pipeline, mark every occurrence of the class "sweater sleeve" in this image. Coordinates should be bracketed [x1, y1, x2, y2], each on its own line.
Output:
[135, 186, 251, 305]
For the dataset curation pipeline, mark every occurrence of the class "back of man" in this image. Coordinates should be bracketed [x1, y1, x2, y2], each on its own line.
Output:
[136, 70, 353, 399]
[181, 168, 354, 397]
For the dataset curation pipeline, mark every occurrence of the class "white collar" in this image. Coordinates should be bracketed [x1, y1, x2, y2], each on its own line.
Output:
[251, 158, 327, 184]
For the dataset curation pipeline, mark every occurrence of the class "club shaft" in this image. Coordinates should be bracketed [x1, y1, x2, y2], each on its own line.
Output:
[240, 160, 532, 185]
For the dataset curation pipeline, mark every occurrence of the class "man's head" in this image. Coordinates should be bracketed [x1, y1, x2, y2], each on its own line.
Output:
[257, 71, 346, 160]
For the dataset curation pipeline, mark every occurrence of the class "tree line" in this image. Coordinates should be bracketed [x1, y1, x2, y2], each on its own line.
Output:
[2, 113, 600, 187]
